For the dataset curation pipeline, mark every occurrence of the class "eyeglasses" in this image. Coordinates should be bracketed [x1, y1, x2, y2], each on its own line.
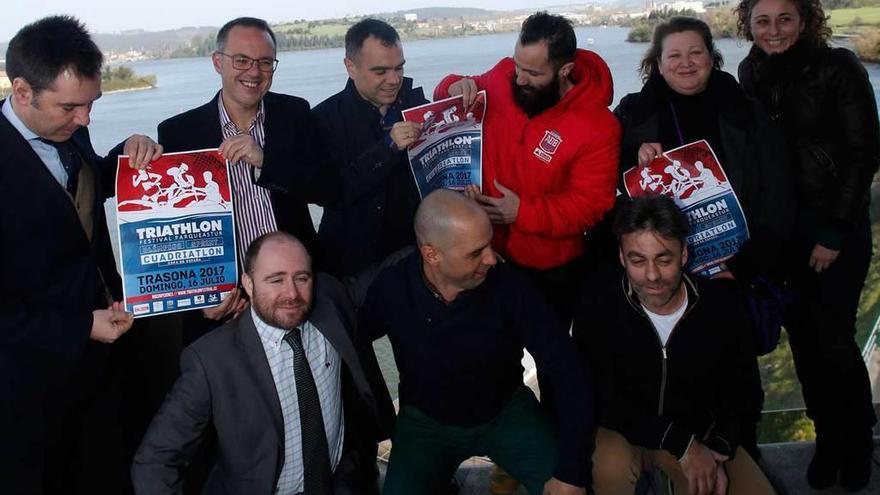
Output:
[216, 52, 278, 73]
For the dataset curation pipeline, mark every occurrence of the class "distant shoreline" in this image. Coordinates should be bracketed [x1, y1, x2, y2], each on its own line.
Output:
[104, 85, 154, 95]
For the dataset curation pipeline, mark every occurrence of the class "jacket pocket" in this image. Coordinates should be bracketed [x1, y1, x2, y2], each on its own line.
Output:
[793, 139, 837, 207]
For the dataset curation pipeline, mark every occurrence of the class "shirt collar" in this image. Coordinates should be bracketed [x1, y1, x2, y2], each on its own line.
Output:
[252, 307, 300, 348]
[217, 91, 265, 134]
[420, 260, 451, 305]
[2, 98, 40, 142]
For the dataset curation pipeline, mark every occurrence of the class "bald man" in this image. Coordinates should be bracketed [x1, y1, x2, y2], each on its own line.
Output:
[133, 231, 385, 494]
[359, 190, 595, 495]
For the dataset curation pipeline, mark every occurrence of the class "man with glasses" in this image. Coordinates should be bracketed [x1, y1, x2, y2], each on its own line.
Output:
[147, 19, 335, 490]
[157, 17, 332, 334]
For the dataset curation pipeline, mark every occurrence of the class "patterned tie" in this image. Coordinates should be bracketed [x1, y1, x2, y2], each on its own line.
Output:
[283, 329, 333, 495]
[39, 138, 81, 195]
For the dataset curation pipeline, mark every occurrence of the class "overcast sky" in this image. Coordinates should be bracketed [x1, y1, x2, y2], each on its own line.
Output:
[2, 1, 560, 41]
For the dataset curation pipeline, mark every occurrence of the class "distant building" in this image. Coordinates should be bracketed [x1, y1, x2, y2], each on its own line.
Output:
[655, 1, 706, 13]
[404, 13, 418, 22]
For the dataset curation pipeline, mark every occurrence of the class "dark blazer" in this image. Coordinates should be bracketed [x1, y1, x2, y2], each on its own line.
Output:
[0, 100, 122, 485]
[132, 273, 381, 495]
[158, 91, 334, 261]
[312, 78, 427, 276]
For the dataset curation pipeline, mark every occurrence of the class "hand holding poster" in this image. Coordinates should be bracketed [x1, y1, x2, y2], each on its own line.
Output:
[622, 140, 750, 276]
[115, 149, 238, 317]
[402, 91, 486, 198]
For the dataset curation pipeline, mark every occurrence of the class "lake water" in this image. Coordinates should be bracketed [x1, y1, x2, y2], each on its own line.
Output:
[89, 26, 880, 154]
[88, 26, 880, 398]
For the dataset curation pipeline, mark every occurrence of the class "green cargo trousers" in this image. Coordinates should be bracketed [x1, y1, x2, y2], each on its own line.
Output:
[383, 386, 557, 495]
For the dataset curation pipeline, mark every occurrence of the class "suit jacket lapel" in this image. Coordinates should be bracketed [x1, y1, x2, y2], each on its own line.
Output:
[308, 282, 374, 404]
[234, 311, 285, 438]
[0, 105, 91, 246]
[201, 92, 225, 147]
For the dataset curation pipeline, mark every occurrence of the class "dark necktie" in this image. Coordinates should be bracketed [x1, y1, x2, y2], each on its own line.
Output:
[39, 138, 80, 195]
[283, 329, 333, 495]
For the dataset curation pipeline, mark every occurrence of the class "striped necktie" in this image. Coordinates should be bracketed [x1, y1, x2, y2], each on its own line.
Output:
[284, 328, 333, 494]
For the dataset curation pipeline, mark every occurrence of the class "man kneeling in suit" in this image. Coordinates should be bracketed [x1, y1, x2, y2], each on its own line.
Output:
[132, 231, 382, 494]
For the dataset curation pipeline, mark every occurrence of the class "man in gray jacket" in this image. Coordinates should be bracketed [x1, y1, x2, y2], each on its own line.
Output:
[132, 231, 384, 494]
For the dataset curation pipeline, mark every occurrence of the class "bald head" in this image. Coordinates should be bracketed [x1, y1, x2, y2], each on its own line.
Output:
[415, 189, 491, 250]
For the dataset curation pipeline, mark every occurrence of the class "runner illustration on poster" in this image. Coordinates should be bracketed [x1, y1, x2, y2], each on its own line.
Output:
[402, 90, 486, 198]
[115, 149, 237, 317]
[622, 140, 750, 276]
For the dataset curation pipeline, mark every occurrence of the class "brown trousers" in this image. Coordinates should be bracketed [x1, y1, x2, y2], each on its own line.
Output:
[593, 428, 775, 495]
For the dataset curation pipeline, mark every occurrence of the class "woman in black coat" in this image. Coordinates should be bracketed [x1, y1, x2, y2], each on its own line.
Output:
[615, 17, 794, 285]
[736, 0, 879, 490]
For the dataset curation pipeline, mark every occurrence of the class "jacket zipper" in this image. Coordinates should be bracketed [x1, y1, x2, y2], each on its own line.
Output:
[769, 85, 782, 122]
[621, 276, 700, 419]
[658, 346, 668, 415]
[641, 298, 697, 417]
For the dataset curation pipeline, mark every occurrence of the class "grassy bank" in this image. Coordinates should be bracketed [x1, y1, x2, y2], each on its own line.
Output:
[830, 6, 880, 28]
[829, 6, 880, 61]
[101, 66, 156, 92]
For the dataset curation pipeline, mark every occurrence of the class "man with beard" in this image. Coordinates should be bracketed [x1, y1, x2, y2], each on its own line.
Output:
[572, 195, 773, 495]
[313, 19, 427, 277]
[434, 11, 620, 324]
[132, 232, 385, 494]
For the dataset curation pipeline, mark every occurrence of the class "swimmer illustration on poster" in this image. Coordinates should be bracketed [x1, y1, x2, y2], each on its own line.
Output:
[622, 140, 750, 276]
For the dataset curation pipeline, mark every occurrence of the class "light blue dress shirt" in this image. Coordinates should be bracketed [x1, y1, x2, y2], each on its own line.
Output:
[2, 98, 70, 189]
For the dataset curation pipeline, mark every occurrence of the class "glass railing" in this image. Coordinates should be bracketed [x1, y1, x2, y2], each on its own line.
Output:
[757, 183, 880, 443]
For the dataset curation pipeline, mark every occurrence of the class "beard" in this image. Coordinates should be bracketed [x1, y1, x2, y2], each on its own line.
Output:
[252, 292, 310, 330]
[512, 73, 561, 118]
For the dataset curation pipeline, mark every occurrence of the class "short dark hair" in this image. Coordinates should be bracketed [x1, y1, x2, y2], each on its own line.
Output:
[5, 15, 103, 93]
[613, 195, 690, 244]
[243, 231, 309, 276]
[518, 11, 577, 68]
[216, 17, 276, 53]
[345, 18, 400, 59]
[639, 17, 722, 83]
[735, 0, 831, 47]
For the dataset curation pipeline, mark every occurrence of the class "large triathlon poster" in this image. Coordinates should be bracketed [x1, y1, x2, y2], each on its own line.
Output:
[115, 149, 237, 317]
[623, 140, 750, 276]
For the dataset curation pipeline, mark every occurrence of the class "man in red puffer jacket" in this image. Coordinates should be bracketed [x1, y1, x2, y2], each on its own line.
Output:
[434, 11, 620, 323]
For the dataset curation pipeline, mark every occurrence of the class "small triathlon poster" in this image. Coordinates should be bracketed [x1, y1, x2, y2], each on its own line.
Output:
[402, 90, 486, 198]
[115, 149, 237, 317]
[623, 140, 750, 276]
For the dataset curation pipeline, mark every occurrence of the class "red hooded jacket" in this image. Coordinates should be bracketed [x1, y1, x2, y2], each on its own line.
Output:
[435, 49, 620, 269]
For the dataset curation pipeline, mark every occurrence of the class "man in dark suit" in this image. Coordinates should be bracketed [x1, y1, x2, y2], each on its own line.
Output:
[0, 15, 162, 493]
[312, 19, 428, 277]
[158, 16, 332, 325]
[132, 231, 383, 494]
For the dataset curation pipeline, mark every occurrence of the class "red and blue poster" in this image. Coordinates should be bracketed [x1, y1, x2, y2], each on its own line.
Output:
[623, 140, 750, 276]
[115, 149, 237, 317]
[402, 91, 486, 198]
